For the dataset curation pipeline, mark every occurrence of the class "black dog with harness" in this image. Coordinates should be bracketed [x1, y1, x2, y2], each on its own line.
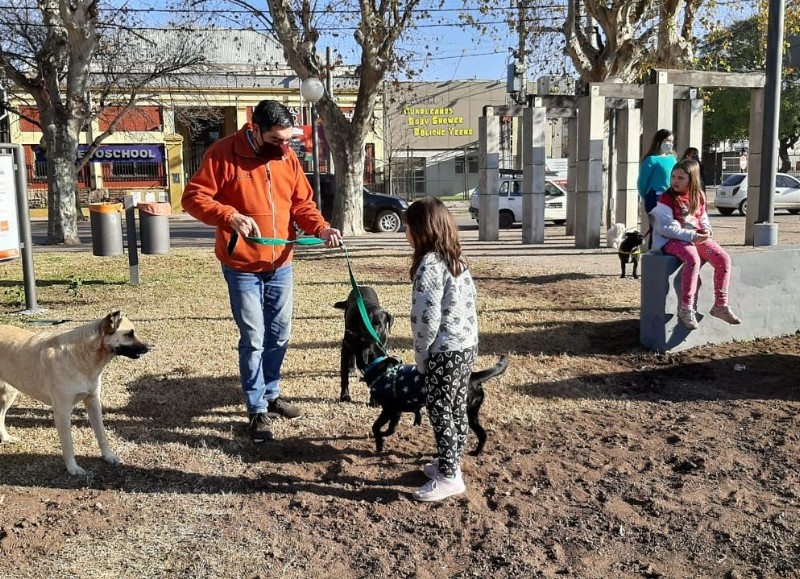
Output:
[362, 353, 509, 455]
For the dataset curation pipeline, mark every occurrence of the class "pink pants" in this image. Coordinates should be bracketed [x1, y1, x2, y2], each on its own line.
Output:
[662, 238, 732, 310]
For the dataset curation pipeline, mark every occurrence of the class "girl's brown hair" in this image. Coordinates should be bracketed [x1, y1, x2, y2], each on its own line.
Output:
[666, 159, 705, 215]
[642, 128, 674, 161]
[405, 197, 466, 279]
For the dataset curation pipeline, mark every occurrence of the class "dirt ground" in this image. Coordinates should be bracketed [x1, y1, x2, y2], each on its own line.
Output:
[1, 213, 799, 578]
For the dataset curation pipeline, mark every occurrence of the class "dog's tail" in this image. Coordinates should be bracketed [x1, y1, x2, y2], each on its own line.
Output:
[471, 354, 508, 383]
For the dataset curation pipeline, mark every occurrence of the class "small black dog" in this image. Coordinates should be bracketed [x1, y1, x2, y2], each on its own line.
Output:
[618, 230, 645, 279]
[363, 354, 509, 455]
[334, 285, 394, 402]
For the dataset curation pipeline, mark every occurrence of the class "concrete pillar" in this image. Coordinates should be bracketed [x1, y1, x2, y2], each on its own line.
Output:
[522, 106, 547, 244]
[675, 91, 703, 157]
[575, 89, 605, 248]
[566, 117, 578, 236]
[745, 88, 766, 245]
[642, 71, 674, 149]
[478, 108, 500, 241]
[616, 101, 640, 230]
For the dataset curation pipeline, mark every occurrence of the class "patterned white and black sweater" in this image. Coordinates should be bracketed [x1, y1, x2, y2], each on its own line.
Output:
[410, 252, 479, 373]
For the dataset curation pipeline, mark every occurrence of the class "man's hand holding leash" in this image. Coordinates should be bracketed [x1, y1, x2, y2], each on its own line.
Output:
[319, 227, 343, 248]
[230, 213, 262, 238]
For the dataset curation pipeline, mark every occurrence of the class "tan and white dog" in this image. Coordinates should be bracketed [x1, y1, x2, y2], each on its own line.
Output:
[0, 311, 151, 475]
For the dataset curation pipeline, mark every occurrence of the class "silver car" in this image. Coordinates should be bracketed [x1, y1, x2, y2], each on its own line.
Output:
[715, 172, 800, 216]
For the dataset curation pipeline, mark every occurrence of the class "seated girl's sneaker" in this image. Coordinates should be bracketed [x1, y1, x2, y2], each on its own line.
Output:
[710, 304, 742, 325]
[678, 308, 699, 330]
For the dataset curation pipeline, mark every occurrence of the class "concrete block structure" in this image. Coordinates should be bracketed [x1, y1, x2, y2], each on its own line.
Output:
[640, 248, 800, 352]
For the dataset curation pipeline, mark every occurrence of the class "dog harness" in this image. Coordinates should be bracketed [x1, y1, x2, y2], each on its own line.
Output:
[363, 356, 426, 411]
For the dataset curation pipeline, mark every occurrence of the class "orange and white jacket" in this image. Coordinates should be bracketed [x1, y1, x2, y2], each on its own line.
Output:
[182, 124, 329, 273]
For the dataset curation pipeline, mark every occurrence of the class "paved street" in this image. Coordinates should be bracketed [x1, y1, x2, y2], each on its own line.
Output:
[25, 206, 800, 258]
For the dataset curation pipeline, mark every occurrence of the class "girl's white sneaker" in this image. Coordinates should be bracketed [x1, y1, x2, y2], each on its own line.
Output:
[422, 458, 461, 479]
[413, 472, 466, 502]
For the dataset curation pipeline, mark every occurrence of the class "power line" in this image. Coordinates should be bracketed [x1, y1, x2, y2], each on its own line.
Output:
[0, 3, 567, 15]
[2, 18, 561, 32]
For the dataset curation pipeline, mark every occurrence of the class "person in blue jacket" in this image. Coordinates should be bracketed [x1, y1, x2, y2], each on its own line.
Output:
[638, 129, 677, 214]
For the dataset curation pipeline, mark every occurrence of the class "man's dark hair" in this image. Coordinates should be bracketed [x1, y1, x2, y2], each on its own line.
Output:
[252, 100, 294, 131]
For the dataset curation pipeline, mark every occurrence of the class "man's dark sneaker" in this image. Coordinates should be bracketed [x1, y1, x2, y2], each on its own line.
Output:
[248, 412, 274, 442]
[266, 397, 302, 420]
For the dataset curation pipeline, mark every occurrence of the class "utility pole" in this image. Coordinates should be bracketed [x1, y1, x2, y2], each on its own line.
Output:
[754, 0, 785, 246]
[513, 0, 529, 170]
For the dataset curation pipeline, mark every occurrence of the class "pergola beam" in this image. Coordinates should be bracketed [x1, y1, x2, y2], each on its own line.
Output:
[653, 69, 766, 89]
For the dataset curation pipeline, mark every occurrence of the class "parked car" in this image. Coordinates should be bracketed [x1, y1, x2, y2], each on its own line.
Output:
[309, 173, 408, 233]
[468, 177, 567, 228]
[714, 172, 800, 216]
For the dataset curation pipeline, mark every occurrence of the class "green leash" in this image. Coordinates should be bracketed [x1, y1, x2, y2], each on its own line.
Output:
[245, 236, 325, 246]
[340, 243, 389, 356]
[239, 234, 388, 355]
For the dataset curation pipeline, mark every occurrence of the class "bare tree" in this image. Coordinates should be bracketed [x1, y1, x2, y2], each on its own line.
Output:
[0, 1, 207, 244]
[562, 0, 705, 83]
[203, 0, 427, 235]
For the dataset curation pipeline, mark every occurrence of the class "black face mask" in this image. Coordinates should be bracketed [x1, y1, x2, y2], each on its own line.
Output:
[259, 142, 290, 159]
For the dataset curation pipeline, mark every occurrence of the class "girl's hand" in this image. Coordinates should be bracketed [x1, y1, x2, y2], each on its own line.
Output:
[695, 232, 711, 244]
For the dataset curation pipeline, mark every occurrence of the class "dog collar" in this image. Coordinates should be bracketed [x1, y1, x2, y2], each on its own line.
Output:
[364, 356, 388, 375]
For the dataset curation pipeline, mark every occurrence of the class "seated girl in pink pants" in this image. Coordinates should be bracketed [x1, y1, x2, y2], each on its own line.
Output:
[651, 159, 742, 330]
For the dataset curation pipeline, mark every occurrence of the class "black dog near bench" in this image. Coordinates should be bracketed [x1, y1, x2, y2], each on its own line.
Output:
[618, 230, 645, 279]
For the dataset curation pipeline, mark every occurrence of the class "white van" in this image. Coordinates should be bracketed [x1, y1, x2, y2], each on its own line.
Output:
[468, 177, 568, 228]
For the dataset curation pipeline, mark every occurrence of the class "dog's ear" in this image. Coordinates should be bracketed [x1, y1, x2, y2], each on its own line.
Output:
[334, 300, 347, 310]
[101, 310, 124, 335]
[383, 311, 394, 334]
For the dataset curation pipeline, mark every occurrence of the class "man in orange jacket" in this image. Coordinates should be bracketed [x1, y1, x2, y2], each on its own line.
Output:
[182, 100, 343, 442]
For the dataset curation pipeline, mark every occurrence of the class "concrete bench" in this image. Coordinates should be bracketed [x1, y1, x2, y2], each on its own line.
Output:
[640, 247, 800, 353]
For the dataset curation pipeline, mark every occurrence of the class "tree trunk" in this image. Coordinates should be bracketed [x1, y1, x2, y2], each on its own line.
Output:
[45, 124, 81, 245]
[330, 140, 366, 236]
[779, 139, 792, 173]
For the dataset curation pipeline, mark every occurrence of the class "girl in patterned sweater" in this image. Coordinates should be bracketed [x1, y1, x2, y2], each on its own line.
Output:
[651, 159, 742, 330]
[404, 197, 479, 502]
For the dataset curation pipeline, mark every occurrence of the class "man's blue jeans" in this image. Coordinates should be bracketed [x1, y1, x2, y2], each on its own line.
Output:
[222, 263, 293, 414]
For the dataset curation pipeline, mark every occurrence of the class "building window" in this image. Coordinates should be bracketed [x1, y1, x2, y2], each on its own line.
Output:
[389, 156, 426, 198]
[455, 155, 478, 174]
[102, 161, 164, 182]
[364, 143, 376, 184]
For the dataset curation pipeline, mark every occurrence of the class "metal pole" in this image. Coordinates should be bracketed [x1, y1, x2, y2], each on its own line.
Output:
[754, 0, 785, 246]
[11, 144, 39, 312]
[123, 195, 140, 285]
[326, 47, 334, 173]
[311, 103, 322, 210]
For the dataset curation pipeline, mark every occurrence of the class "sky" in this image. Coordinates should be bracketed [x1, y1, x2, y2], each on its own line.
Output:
[99, 0, 531, 83]
[100, 0, 759, 84]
